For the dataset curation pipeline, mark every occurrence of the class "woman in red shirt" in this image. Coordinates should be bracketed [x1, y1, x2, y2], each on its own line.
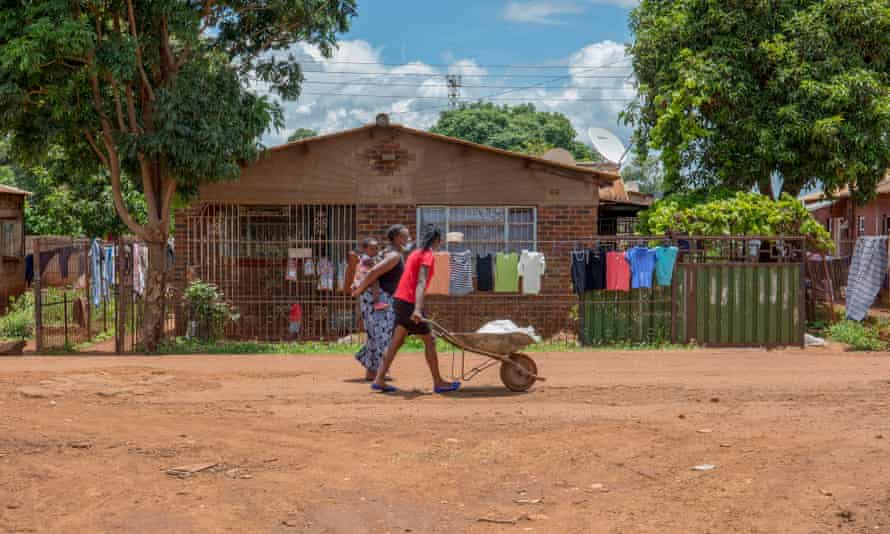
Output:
[371, 225, 460, 394]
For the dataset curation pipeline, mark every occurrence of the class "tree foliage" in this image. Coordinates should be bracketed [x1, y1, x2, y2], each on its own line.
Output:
[0, 0, 356, 348]
[0, 140, 146, 237]
[620, 152, 664, 197]
[287, 128, 317, 142]
[636, 191, 833, 252]
[625, 0, 890, 201]
[430, 103, 599, 162]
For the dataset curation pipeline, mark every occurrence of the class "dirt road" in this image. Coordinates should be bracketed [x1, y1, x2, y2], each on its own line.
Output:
[1, 346, 889, 533]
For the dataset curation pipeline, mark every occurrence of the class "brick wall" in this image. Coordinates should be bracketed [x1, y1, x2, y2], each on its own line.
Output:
[356, 204, 417, 242]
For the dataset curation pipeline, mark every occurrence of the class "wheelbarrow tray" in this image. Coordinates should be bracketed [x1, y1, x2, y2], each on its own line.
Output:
[446, 332, 535, 355]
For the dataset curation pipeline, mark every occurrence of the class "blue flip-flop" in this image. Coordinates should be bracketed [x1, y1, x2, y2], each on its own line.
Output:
[434, 381, 461, 394]
[371, 383, 397, 393]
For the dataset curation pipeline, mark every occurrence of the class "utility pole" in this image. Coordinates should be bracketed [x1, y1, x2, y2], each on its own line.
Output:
[446, 74, 462, 110]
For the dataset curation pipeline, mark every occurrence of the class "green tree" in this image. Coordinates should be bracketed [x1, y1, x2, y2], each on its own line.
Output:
[430, 103, 599, 162]
[0, 1, 356, 348]
[625, 0, 890, 201]
[1, 139, 147, 237]
[636, 191, 833, 252]
[620, 153, 664, 197]
[287, 128, 318, 142]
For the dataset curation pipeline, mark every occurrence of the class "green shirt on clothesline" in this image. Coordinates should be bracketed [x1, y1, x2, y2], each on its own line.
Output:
[494, 252, 519, 292]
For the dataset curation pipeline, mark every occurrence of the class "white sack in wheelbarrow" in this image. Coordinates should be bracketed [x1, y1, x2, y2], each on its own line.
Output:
[476, 320, 542, 343]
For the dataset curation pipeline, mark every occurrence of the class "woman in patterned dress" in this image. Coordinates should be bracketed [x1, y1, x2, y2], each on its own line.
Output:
[351, 225, 410, 380]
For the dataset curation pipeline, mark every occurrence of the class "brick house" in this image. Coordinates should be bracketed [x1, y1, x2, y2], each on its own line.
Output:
[803, 174, 890, 255]
[0, 185, 29, 313]
[173, 115, 616, 340]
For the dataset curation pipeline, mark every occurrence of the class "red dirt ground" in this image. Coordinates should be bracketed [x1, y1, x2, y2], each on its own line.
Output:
[1, 345, 890, 533]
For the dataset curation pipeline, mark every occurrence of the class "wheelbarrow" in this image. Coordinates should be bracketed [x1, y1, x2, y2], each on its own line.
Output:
[424, 318, 545, 392]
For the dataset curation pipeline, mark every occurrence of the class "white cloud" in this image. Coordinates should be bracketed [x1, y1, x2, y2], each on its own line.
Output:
[589, 0, 638, 7]
[501, 1, 586, 24]
[258, 39, 636, 152]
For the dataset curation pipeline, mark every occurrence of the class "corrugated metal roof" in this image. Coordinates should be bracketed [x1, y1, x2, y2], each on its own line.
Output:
[598, 178, 654, 206]
[806, 200, 835, 212]
[0, 184, 31, 196]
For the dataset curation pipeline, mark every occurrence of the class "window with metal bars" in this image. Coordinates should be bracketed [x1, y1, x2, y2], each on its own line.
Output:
[416, 206, 536, 257]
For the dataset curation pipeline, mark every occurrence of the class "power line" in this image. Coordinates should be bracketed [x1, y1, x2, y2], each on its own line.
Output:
[297, 91, 633, 102]
[302, 80, 632, 90]
[297, 70, 631, 79]
[300, 59, 632, 70]
[391, 56, 634, 116]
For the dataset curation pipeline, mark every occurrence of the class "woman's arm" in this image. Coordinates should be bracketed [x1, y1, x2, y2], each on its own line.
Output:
[411, 265, 429, 323]
[351, 251, 399, 296]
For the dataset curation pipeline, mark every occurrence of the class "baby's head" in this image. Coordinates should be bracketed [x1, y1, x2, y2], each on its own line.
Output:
[361, 237, 380, 257]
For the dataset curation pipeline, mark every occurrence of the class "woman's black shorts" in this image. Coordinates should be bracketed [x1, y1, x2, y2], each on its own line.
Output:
[393, 298, 431, 336]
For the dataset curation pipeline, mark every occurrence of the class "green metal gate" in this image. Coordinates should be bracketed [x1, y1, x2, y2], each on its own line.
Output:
[580, 286, 672, 345]
[674, 263, 804, 347]
[579, 263, 804, 347]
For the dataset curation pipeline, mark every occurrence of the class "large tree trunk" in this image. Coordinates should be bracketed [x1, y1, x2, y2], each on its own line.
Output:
[757, 175, 775, 200]
[141, 236, 169, 352]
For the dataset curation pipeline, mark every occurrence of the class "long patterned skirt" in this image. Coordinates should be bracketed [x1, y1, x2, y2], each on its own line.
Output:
[355, 290, 395, 372]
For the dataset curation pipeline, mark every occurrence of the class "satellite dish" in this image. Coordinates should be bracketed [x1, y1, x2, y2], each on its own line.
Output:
[588, 127, 628, 165]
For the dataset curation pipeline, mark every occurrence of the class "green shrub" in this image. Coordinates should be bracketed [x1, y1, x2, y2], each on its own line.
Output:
[826, 321, 888, 351]
[0, 293, 34, 339]
[183, 280, 239, 343]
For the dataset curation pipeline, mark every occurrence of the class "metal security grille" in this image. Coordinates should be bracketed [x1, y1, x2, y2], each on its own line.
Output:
[185, 204, 357, 341]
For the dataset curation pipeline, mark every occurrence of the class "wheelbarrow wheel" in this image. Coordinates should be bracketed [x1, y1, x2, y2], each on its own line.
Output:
[500, 353, 538, 392]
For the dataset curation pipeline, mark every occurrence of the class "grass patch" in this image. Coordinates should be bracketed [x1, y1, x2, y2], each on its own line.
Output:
[155, 336, 693, 355]
[826, 320, 888, 351]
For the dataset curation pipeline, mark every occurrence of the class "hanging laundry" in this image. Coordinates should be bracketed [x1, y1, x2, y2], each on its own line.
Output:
[476, 254, 494, 292]
[317, 258, 334, 290]
[449, 250, 474, 296]
[89, 240, 103, 307]
[605, 251, 630, 292]
[303, 258, 315, 276]
[518, 250, 546, 295]
[337, 260, 347, 292]
[494, 252, 520, 293]
[654, 245, 679, 286]
[586, 248, 606, 291]
[103, 245, 115, 299]
[845, 236, 889, 321]
[286, 256, 298, 281]
[133, 243, 148, 296]
[625, 246, 657, 289]
[427, 251, 451, 295]
[570, 250, 588, 295]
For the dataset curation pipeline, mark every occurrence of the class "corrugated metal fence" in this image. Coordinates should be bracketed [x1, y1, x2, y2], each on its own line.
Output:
[580, 236, 807, 348]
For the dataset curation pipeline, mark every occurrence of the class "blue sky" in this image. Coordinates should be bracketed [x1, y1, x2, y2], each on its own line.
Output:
[259, 0, 639, 150]
[345, 0, 633, 66]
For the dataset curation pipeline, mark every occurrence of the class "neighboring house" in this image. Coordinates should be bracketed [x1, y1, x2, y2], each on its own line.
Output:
[173, 114, 617, 340]
[0, 185, 29, 313]
[564, 157, 654, 235]
[802, 174, 890, 255]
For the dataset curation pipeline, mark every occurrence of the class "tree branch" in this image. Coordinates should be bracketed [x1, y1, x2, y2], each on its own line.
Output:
[125, 84, 142, 133]
[159, 15, 178, 78]
[82, 129, 109, 168]
[108, 74, 128, 132]
[160, 178, 176, 232]
[140, 156, 161, 225]
[89, 65, 147, 240]
[126, 0, 156, 101]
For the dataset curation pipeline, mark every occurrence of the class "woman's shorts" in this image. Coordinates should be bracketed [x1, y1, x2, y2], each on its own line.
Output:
[392, 298, 431, 336]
